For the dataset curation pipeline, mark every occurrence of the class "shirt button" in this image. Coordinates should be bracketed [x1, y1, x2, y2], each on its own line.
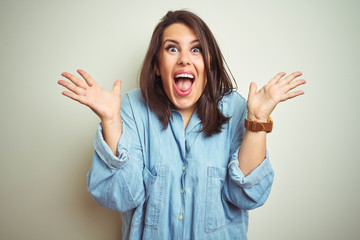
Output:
[180, 189, 184, 194]
[182, 165, 186, 171]
[178, 214, 183, 220]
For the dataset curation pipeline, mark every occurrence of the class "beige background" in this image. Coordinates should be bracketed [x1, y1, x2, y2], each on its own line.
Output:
[1, 0, 359, 239]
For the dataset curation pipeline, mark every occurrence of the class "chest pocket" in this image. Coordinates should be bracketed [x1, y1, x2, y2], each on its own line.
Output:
[205, 166, 227, 233]
[143, 164, 166, 230]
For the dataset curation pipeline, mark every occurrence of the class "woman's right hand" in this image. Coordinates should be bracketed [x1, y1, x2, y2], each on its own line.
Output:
[58, 69, 122, 155]
[58, 69, 122, 123]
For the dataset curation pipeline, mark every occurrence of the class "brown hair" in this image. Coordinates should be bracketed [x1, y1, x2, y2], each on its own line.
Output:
[140, 10, 236, 137]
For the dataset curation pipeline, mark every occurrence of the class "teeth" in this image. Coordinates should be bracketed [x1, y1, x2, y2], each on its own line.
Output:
[175, 73, 194, 79]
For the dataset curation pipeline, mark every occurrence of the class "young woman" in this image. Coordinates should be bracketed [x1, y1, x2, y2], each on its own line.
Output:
[58, 10, 305, 240]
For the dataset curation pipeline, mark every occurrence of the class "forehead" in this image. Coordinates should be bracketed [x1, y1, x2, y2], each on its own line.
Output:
[162, 23, 198, 42]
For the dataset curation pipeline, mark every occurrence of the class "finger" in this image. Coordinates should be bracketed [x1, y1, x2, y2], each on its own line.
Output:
[269, 72, 286, 84]
[58, 80, 86, 96]
[77, 69, 96, 87]
[248, 82, 257, 97]
[280, 90, 304, 102]
[112, 80, 122, 96]
[286, 79, 306, 92]
[281, 71, 302, 85]
[62, 91, 88, 105]
[61, 72, 87, 89]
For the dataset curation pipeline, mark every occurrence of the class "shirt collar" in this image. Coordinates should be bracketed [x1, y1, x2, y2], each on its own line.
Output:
[170, 108, 202, 134]
[185, 109, 202, 134]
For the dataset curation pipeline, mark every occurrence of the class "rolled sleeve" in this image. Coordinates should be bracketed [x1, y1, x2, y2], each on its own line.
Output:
[227, 151, 273, 189]
[223, 149, 274, 210]
[94, 123, 131, 169]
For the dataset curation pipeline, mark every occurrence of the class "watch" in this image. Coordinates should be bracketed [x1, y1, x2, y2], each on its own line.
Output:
[244, 116, 273, 133]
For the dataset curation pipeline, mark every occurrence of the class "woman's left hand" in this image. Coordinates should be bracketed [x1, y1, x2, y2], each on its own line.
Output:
[246, 72, 306, 121]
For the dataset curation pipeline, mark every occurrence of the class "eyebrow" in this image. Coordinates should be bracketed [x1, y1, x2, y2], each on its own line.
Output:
[163, 39, 200, 45]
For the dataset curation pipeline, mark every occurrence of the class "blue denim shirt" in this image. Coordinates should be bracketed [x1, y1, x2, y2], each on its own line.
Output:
[87, 88, 274, 240]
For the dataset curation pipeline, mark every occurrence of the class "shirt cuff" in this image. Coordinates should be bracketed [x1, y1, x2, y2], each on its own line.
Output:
[94, 123, 130, 169]
[227, 150, 272, 189]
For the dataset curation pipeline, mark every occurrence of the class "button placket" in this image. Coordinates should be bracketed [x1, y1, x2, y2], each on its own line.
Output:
[181, 148, 187, 196]
[181, 164, 186, 195]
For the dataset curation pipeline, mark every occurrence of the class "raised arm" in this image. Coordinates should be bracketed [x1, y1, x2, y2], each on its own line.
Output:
[58, 69, 122, 154]
[238, 72, 306, 176]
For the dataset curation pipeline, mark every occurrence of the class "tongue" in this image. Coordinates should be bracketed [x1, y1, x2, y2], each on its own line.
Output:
[175, 78, 192, 92]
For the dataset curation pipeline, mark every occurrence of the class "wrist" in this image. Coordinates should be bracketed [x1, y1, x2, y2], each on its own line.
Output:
[246, 113, 268, 122]
[101, 115, 122, 129]
[100, 112, 121, 124]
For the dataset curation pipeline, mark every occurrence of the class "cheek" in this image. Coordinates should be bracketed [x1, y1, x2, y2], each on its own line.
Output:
[195, 58, 206, 73]
[196, 61, 206, 83]
[160, 64, 175, 87]
[161, 76, 173, 95]
[159, 59, 171, 76]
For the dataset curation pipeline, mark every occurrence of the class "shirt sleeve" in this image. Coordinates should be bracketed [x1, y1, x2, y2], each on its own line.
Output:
[222, 92, 274, 210]
[223, 149, 274, 210]
[86, 93, 145, 212]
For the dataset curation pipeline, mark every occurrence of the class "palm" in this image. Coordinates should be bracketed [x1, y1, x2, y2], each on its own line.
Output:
[58, 69, 121, 121]
[247, 72, 306, 121]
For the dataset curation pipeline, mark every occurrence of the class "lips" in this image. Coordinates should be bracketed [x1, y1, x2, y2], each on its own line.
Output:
[173, 70, 195, 97]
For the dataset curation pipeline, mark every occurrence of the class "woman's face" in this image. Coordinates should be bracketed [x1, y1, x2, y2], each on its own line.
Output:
[156, 23, 206, 117]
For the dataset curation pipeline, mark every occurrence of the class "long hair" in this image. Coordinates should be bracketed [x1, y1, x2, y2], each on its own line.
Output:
[140, 10, 236, 137]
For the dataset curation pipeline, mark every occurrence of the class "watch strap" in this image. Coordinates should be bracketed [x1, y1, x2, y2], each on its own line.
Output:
[244, 116, 273, 133]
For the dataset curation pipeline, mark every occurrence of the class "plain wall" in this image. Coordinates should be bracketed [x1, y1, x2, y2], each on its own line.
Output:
[1, 0, 359, 239]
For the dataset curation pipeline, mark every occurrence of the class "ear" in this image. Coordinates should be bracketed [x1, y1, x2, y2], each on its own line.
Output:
[154, 62, 160, 76]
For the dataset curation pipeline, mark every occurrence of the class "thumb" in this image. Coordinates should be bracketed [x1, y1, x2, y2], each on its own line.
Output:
[248, 82, 257, 98]
[112, 80, 122, 96]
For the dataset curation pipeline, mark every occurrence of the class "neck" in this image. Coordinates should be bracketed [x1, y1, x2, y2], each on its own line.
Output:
[178, 106, 196, 130]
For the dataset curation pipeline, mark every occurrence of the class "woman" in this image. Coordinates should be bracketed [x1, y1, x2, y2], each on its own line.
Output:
[58, 10, 305, 240]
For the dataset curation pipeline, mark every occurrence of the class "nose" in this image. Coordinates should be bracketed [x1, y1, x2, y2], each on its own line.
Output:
[177, 51, 191, 66]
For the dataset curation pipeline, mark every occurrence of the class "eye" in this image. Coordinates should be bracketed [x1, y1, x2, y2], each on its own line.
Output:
[166, 45, 179, 53]
[191, 46, 202, 53]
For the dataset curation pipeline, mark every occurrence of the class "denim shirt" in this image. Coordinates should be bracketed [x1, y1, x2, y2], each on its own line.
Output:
[87, 88, 274, 240]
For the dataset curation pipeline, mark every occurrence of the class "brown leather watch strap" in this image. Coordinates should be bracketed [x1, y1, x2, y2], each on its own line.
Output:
[244, 116, 273, 133]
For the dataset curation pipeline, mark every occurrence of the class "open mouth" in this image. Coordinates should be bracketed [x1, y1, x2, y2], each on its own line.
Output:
[173, 72, 195, 96]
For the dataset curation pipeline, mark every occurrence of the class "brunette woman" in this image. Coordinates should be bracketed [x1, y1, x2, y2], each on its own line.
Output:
[58, 10, 305, 240]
